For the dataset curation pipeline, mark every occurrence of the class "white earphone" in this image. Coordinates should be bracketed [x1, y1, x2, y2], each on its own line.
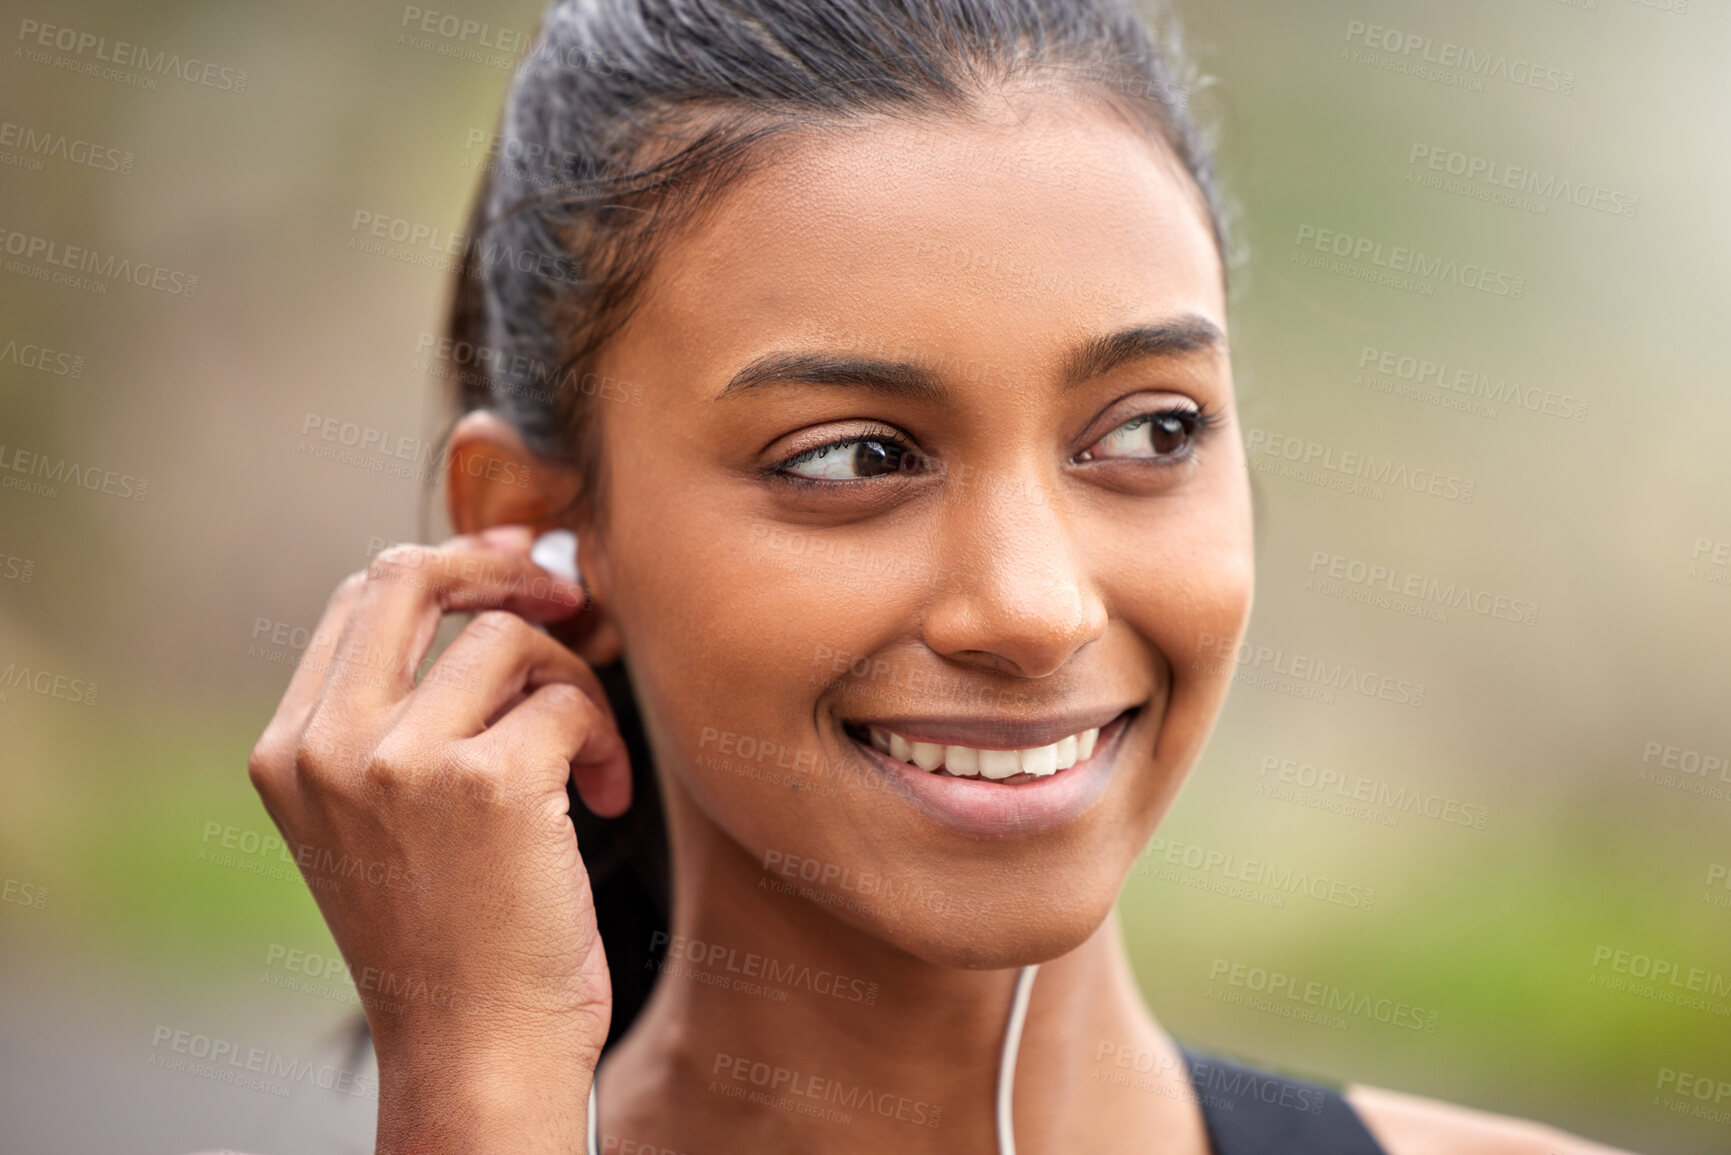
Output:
[530, 529, 580, 584]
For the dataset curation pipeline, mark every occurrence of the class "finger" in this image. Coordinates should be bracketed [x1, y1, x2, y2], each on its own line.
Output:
[398, 610, 617, 739]
[250, 534, 483, 774]
[255, 570, 367, 753]
[319, 536, 587, 716]
[269, 529, 505, 730]
[467, 681, 633, 818]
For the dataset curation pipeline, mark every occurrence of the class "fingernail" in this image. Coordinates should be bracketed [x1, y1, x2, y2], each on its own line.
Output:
[530, 529, 580, 583]
[480, 524, 535, 550]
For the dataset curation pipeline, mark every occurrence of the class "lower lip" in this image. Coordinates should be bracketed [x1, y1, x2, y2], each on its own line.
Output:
[846, 710, 1135, 838]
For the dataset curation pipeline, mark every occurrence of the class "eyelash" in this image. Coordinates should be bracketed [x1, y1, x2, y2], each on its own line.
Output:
[770, 405, 1223, 488]
[771, 423, 916, 489]
[1071, 404, 1225, 466]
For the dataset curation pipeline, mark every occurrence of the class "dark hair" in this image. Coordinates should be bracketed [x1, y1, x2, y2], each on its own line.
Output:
[443, 0, 1228, 1050]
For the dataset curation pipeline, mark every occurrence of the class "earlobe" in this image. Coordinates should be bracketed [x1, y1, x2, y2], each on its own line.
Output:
[531, 527, 626, 667]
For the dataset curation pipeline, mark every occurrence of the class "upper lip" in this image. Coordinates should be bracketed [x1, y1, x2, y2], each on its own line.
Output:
[843, 705, 1137, 751]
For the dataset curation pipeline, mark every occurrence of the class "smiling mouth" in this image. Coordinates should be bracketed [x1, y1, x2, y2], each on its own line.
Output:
[845, 709, 1135, 785]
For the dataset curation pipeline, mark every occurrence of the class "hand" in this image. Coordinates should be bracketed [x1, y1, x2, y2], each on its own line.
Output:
[246, 526, 628, 1153]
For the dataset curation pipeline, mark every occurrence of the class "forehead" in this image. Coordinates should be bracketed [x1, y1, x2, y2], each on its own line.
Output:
[613, 95, 1225, 386]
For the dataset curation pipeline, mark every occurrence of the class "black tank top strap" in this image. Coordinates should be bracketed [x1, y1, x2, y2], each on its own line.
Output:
[1177, 1045, 1389, 1155]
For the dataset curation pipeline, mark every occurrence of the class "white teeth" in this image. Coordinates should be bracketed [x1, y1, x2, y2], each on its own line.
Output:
[944, 745, 981, 777]
[909, 741, 945, 771]
[864, 723, 1110, 780]
[978, 749, 1021, 780]
[1020, 743, 1059, 777]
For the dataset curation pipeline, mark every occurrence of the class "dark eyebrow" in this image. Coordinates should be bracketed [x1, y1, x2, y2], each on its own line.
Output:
[715, 354, 944, 401]
[713, 314, 1224, 401]
[1062, 315, 1225, 389]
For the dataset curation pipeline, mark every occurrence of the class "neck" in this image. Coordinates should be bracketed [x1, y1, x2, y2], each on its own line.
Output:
[595, 791, 1207, 1154]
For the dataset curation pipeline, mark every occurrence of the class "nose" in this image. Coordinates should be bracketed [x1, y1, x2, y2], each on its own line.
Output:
[919, 472, 1107, 679]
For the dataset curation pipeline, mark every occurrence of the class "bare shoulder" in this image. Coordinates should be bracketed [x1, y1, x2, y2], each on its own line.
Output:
[1345, 1082, 1641, 1155]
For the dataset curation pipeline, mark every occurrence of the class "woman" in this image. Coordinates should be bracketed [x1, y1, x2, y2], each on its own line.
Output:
[246, 1, 1635, 1151]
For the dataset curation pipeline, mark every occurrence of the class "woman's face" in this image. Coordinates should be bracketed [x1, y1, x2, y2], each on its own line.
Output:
[578, 93, 1252, 967]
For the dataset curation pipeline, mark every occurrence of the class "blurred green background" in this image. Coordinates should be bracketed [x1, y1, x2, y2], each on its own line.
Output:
[1, 0, 1727, 1152]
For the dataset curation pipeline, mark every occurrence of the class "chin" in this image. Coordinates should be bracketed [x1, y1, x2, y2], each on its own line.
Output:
[852, 881, 1123, 972]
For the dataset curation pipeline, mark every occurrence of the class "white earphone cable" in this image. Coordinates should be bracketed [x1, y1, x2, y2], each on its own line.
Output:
[997, 962, 1040, 1155]
[585, 961, 1040, 1155]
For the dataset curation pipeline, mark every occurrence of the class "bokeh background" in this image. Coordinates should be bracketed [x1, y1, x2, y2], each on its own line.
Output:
[2, 0, 1727, 1151]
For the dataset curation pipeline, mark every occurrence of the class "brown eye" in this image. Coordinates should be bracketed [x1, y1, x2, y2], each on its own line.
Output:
[1076, 410, 1200, 463]
[782, 437, 921, 481]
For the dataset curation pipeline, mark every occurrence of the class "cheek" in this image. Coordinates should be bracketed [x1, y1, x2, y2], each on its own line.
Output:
[1131, 455, 1256, 667]
[1107, 486, 1254, 768]
[601, 497, 900, 827]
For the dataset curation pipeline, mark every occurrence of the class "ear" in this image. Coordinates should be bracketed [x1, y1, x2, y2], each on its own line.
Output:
[445, 410, 623, 667]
